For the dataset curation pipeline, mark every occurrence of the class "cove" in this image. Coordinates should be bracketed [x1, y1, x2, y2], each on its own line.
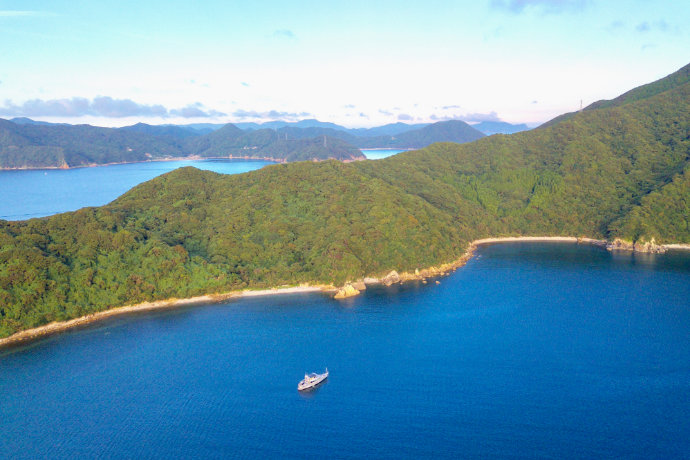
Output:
[1, 242, 688, 459]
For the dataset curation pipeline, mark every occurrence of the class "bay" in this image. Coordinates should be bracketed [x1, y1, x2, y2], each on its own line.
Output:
[0, 159, 273, 220]
[0, 151, 400, 221]
[1, 242, 688, 459]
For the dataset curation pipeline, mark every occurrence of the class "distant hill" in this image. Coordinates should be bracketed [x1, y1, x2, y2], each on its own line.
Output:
[273, 120, 485, 148]
[0, 119, 187, 169]
[166, 123, 223, 135]
[0, 118, 488, 168]
[120, 123, 201, 140]
[349, 122, 430, 137]
[0, 120, 364, 168]
[9, 117, 67, 126]
[276, 126, 357, 143]
[234, 119, 348, 131]
[471, 121, 530, 135]
[190, 125, 362, 162]
[355, 120, 485, 148]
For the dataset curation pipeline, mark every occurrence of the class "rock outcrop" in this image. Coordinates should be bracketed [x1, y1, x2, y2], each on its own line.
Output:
[351, 281, 366, 291]
[606, 238, 634, 251]
[334, 283, 360, 299]
[634, 239, 667, 253]
[381, 270, 401, 286]
[606, 238, 666, 253]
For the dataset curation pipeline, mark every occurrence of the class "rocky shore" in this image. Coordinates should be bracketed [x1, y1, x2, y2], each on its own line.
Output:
[3, 235, 688, 348]
[331, 235, 690, 300]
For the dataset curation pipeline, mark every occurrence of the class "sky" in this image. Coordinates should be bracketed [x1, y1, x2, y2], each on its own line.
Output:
[0, 0, 688, 128]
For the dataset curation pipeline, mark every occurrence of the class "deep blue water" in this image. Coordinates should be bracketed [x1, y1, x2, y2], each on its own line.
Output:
[1, 242, 689, 459]
[0, 159, 273, 220]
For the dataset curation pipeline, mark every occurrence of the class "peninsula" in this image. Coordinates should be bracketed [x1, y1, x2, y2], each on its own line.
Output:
[0, 63, 688, 339]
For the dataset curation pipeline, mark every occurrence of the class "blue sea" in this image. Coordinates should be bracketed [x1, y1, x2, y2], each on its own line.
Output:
[0, 151, 400, 221]
[0, 159, 274, 221]
[2, 242, 689, 459]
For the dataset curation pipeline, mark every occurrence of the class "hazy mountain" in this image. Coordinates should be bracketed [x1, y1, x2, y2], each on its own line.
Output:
[355, 120, 485, 148]
[120, 122, 202, 140]
[0, 119, 187, 169]
[10, 117, 68, 126]
[348, 122, 430, 137]
[188, 125, 363, 162]
[471, 121, 530, 135]
[0, 120, 363, 167]
[1, 118, 488, 168]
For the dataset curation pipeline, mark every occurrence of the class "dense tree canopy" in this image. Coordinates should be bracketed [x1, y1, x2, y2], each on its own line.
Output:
[0, 63, 688, 337]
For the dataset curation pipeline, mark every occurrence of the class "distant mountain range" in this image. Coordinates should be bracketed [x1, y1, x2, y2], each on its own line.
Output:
[471, 121, 531, 135]
[1, 117, 495, 169]
[176, 119, 531, 136]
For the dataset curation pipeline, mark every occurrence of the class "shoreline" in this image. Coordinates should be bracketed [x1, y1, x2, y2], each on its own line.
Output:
[1, 235, 687, 349]
[0, 285, 329, 349]
[0, 156, 280, 172]
[0, 152, 369, 172]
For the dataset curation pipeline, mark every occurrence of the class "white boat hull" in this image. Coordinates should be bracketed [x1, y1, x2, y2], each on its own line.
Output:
[298, 370, 328, 391]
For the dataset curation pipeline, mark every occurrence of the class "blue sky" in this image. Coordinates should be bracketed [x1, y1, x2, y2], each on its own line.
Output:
[0, 0, 687, 127]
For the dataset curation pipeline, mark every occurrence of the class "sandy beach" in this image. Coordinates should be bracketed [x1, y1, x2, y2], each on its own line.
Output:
[0, 285, 328, 349]
[471, 236, 607, 246]
[2, 235, 687, 349]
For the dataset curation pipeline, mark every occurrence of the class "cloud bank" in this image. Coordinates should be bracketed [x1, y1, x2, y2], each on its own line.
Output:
[430, 111, 502, 123]
[232, 109, 311, 120]
[0, 97, 225, 118]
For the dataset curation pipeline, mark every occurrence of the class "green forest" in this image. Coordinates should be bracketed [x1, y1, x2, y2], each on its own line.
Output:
[0, 63, 688, 337]
[0, 117, 486, 169]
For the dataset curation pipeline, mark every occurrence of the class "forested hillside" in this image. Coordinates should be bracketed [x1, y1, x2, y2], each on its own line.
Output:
[0, 63, 688, 337]
[0, 120, 364, 168]
[0, 117, 486, 168]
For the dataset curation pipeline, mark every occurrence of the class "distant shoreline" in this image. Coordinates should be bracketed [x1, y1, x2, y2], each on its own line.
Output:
[0, 150, 410, 171]
[0, 156, 279, 171]
[1, 235, 688, 350]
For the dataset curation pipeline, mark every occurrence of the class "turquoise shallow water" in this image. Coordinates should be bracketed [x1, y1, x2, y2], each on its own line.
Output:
[1, 242, 689, 459]
[0, 159, 273, 220]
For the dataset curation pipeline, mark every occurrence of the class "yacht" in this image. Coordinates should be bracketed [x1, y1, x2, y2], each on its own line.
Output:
[298, 368, 328, 391]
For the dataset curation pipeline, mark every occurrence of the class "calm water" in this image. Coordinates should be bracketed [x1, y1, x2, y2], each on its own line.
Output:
[361, 149, 406, 160]
[0, 159, 273, 220]
[0, 153, 398, 221]
[2, 242, 689, 459]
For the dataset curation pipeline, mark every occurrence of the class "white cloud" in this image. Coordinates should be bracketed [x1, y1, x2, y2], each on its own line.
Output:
[0, 97, 224, 118]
